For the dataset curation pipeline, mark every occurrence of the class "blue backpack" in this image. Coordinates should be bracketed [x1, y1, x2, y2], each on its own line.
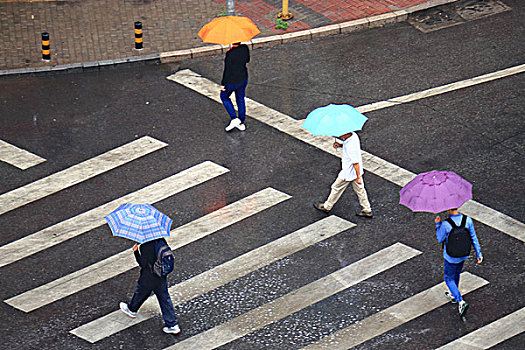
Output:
[152, 240, 175, 277]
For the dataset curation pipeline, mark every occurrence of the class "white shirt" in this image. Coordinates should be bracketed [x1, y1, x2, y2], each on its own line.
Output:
[338, 133, 363, 181]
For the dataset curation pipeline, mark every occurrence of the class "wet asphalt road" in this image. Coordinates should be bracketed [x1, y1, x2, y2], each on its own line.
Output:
[0, 1, 524, 349]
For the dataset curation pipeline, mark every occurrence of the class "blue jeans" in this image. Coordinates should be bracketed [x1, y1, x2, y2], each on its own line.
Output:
[220, 79, 248, 122]
[444, 260, 465, 303]
[128, 272, 178, 327]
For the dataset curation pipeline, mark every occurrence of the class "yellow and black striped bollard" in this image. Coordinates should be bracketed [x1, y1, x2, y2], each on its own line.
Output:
[134, 22, 143, 50]
[42, 32, 50, 61]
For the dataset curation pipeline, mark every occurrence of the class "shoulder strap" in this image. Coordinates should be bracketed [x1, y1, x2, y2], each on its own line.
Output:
[445, 218, 457, 228]
[460, 215, 468, 228]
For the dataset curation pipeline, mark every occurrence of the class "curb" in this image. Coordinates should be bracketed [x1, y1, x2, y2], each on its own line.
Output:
[0, 0, 457, 76]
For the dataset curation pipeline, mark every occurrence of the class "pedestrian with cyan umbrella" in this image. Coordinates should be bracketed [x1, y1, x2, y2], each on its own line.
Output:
[198, 16, 260, 132]
[303, 104, 373, 218]
[105, 203, 180, 335]
[400, 170, 483, 318]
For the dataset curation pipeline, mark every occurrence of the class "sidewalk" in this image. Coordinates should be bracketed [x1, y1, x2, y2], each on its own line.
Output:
[0, 0, 452, 72]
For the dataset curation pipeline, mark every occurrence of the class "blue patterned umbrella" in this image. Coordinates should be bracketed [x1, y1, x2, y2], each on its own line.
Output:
[302, 104, 368, 137]
[105, 203, 172, 243]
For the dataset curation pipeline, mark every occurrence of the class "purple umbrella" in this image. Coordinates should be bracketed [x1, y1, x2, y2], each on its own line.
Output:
[399, 170, 472, 213]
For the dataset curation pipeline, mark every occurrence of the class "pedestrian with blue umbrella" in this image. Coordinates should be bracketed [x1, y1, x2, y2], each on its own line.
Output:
[302, 104, 373, 218]
[105, 203, 181, 335]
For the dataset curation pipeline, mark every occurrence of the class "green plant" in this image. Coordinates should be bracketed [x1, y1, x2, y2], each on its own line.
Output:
[275, 18, 289, 30]
[217, 5, 227, 17]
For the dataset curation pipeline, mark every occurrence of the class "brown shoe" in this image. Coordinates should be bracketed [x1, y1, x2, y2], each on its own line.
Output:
[313, 202, 330, 213]
[356, 210, 373, 218]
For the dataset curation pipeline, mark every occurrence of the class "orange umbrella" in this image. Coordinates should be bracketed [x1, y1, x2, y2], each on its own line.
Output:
[198, 16, 261, 45]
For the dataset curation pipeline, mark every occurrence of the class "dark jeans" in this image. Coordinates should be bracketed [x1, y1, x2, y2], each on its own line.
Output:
[220, 79, 248, 122]
[128, 271, 178, 327]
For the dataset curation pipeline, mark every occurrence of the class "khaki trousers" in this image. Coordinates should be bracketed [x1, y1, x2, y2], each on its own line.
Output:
[323, 176, 371, 212]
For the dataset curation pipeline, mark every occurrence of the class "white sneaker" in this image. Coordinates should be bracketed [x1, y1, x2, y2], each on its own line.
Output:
[236, 123, 246, 131]
[225, 118, 241, 131]
[119, 302, 137, 318]
[163, 324, 181, 334]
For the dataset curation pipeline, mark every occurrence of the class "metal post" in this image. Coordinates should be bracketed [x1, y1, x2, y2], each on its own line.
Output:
[278, 0, 294, 20]
[41, 32, 50, 61]
[226, 0, 235, 15]
[134, 21, 143, 50]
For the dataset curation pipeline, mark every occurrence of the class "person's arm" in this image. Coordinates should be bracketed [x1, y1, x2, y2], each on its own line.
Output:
[221, 52, 229, 87]
[435, 216, 448, 243]
[245, 46, 250, 63]
[132, 243, 148, 268]
[467, 217, 483, 263]
[353, 163, 361, 184]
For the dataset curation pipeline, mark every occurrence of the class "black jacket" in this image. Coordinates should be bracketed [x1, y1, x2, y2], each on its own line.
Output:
[134, 238, 167, 278]
[221, 44, 250, 85]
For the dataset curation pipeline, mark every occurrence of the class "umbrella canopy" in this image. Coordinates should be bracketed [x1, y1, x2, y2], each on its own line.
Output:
[399, 170, 472, 213]
[301, 104, 368, 137]
[198, 16, 261, 45]
[105, 203, 172, 243]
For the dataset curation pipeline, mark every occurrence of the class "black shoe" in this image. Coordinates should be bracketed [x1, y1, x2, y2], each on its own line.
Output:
[313, 202, 330, 213]
[356, 210, 373, 218]
[458, 301, 469, 318]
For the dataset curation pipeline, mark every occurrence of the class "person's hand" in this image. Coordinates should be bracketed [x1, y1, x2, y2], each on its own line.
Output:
[355, 176, 362, 185]
[333, 142, 341, 149]
[477, 257, 483, 264]
[132, 243, 138, 251]
[220, 86, 226, 91]
[434, 215, 441, 223]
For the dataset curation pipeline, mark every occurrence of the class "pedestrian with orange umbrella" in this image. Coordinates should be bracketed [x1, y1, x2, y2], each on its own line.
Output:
[198, 16, 260, 132]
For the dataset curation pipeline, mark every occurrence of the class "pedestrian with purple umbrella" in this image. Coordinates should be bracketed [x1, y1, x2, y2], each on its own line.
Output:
[400, 170, 483, 318]
[435, 208, 483, 318]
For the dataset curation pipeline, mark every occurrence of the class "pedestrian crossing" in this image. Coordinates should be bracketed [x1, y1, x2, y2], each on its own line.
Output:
[2, 70, 524, 350]
[5, 187, 290, 313]
[0, 161, 229, 268]
[302, 272, 489, 349]
[436, 306, 525, 349]
[0, 139, 46, 170]
[70, 215, 356, 343]
[163, 243, 422, 350]
[168, 69, 525, 243]
[0, 136, 167, 216]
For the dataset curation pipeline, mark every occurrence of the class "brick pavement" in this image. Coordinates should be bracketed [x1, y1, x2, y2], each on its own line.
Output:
[1, 0, 437, 70]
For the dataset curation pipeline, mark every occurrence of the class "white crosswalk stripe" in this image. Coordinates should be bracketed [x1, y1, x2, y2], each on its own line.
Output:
[4, 187, 290, 313]
[70, 215, 356, 343]
[0, 161, 229, 268]
[162, 243, 422, 350]
[356, 64, 525, 113]
[302, 272, 489, 349]
[168, 70, 525, 242]
[436, 306, 525, 350]
[0, 139, 46, 170]
[0, 136, 167, 216]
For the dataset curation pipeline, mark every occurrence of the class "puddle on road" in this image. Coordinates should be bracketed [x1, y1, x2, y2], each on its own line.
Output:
[408, 0, 512, 33]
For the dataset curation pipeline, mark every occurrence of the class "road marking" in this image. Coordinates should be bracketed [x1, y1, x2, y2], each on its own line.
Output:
[0, 161, 229, 268]
[168, 70, 525, 242]
[436, 306, 525, 349]
[302, 272, 489, 349]
[0, 136, 167, 216]
[162, 243, 422, 350]
[4, 188, 290, 313]
[356, 64, 525, 113]
[0, 139, 46, 170]
[70, 215, 356, 343]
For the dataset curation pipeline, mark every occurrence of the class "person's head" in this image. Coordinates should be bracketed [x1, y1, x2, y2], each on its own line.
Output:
[232, 42, 241, 47]
[447, 208, 459, 215]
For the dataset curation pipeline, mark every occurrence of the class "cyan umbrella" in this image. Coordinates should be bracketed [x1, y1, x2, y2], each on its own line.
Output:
[399, 170, 472, 213]
[105, 203, 172, 243]
[302, 104, 368, 137]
